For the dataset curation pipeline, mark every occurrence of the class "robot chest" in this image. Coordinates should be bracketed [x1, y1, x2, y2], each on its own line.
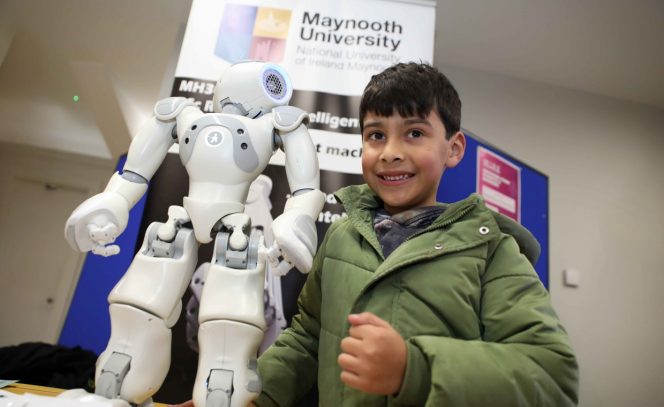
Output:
[178, 114, 271, 177]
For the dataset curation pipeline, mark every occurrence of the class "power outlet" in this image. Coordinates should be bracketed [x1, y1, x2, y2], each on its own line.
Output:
[563, 268, 580, 288]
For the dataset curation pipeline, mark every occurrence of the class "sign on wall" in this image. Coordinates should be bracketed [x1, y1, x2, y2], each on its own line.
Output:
[477, 146, 521, 222]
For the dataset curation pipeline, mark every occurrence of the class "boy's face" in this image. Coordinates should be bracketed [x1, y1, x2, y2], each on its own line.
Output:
[361, 109, 465, 215]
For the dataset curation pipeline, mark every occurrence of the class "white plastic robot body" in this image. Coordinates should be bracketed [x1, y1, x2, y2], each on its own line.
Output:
[178, 112, 274, 244]
[243, 176, 288, 352]
[64, 61, 325, 407]
[213, 61, 293, 119]
[185, 175, 287, 354]
[109, 223, 198, 323]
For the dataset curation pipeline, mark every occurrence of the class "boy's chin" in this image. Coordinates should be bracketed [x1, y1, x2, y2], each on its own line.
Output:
[380, 194, 437, 214]
[380, 198, 412, 214]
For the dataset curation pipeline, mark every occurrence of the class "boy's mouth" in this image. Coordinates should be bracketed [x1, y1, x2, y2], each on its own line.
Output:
[378, 173, 414, 182]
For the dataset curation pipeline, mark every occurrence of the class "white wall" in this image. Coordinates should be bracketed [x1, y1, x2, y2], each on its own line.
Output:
[0, 142, 114, 345]
[440, 65, 664, 407]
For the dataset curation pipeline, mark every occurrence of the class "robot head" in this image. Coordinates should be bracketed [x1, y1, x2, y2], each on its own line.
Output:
[213, 61, 293, 117]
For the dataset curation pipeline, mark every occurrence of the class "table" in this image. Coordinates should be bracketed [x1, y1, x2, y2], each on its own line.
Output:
[3, 383, 168, 406]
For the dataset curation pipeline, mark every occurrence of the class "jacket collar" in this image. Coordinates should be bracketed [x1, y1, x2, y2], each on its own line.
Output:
[335, 184, 540, 265]
[335, 183, 483, 228]
[334, 184, 485, 259]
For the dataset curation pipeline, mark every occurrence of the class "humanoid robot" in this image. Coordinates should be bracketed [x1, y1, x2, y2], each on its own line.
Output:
[64, 61, 324, 407]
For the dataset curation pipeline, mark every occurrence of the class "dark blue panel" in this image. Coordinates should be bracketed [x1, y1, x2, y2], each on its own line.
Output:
[437, 133, 549, 288]
[59, 155, 148, 354]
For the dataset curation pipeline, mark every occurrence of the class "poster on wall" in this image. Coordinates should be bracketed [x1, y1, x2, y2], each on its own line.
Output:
[477, 146, 521, 222]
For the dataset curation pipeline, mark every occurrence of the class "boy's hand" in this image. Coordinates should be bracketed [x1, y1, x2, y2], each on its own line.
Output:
[338, 312, 407, 395]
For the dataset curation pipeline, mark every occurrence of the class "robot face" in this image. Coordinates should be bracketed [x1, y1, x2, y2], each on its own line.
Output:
[213, 61, 293, 117]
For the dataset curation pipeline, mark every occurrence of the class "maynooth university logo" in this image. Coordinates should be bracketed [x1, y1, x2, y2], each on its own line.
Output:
[215, 3, 292, 63]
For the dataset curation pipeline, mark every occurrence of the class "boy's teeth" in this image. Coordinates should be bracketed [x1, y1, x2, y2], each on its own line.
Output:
[383, 174, 410, 181]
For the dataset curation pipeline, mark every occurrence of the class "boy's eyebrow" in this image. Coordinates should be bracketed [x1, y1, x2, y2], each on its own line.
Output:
[363, 117, 431, 129]
[363, 120, 382, 129]
[403, 117, 431, 126]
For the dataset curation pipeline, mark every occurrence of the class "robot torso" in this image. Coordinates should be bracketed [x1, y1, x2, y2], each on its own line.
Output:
[176, 111, 277, 243]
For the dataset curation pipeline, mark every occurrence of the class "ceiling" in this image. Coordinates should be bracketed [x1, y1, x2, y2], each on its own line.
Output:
[0, 0, 662, 159]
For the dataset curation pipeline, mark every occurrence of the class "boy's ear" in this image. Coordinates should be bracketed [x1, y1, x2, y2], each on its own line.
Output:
[446, 131, 466, 168]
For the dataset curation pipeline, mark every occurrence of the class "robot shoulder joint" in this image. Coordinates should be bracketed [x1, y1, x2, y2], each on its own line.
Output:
[272, 106, 309, 133]
[154, 97, 197, 121]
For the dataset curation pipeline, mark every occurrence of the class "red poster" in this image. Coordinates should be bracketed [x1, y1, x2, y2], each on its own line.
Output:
[477, 146, 521, 222]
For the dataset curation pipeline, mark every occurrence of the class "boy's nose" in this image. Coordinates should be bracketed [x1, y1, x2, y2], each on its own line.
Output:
[380, 139, 404, 162]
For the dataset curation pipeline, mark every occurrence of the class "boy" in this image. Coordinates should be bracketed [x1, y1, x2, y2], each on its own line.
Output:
[176, 62, 578, 406]
[253, 62, 578, 406]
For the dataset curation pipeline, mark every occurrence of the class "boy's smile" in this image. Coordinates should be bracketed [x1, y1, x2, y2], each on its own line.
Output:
[361, 110, 465, 215]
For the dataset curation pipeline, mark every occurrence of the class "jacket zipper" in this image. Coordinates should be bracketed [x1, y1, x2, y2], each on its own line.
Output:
[353, 202, 478, 305]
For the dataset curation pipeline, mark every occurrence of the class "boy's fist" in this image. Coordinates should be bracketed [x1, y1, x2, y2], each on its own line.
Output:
[338, 312, 407, 395]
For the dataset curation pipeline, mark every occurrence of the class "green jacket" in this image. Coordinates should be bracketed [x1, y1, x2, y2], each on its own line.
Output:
[256, 185, 578, 406]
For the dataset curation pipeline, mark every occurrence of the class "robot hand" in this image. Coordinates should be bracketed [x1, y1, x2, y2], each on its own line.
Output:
[268, 209, 317, 275]
[64, 191, 130, 257]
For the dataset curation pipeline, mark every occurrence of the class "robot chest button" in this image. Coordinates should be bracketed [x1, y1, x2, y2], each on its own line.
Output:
[206, 131, 224, 147]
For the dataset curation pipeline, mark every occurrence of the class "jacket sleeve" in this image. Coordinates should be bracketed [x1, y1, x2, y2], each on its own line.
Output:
[392, 235, 579, 407]
[254, 227, 330, 407]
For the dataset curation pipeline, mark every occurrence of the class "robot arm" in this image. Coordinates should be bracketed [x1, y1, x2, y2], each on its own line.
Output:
[64, 98, 196, 256]
[268, 106, 325, 275]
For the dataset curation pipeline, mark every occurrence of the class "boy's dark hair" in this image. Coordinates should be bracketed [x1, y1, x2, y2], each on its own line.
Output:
[359, 62, 461, 139]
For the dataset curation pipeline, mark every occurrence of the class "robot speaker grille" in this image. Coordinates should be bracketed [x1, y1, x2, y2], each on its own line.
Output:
[263, 69, 287, 100]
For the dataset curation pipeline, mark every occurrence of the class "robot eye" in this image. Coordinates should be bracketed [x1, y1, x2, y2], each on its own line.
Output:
[263, 69, 287, 100]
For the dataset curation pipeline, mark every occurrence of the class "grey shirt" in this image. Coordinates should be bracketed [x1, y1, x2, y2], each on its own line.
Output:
[373, 206, 446, 258]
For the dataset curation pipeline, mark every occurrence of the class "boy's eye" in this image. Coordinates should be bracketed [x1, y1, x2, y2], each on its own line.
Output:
[365, 132, 385, 141]
[408, 129, 424, 138]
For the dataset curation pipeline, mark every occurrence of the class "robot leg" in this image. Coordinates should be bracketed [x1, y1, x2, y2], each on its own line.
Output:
[96, 211, 198, 405]
[192, 227, 266, 407]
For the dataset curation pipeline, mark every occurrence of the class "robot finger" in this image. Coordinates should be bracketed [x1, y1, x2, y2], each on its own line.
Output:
[92, 244, 121, 257]
[272, 259, 293, 276]
[262, 243, 283, 268]
[87, 223, 118, 245]
[277, 238, 313, 273]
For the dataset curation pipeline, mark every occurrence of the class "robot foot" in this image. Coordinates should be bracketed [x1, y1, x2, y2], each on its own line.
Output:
[206, 369, 233, 407]
[96, 352, 131, 399]
[95, 351, 155, 407]
[193, 321, 263, 407]
[202, 366, 261, 407]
